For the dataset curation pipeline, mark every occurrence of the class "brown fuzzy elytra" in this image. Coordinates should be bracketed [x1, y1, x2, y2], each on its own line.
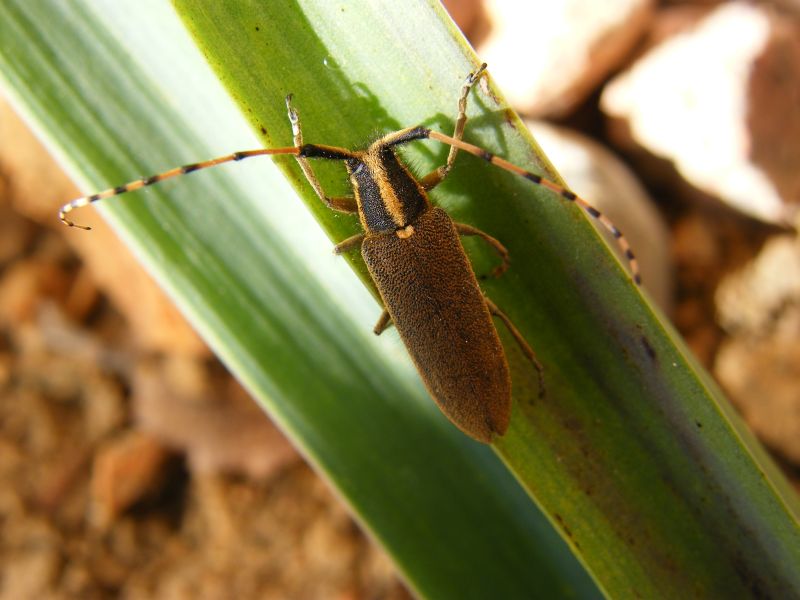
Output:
[362, 207, 511, 442]
[60, 64, 640, 443]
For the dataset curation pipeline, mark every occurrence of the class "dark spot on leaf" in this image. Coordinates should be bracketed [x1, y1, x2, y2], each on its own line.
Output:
[553, 513, 573, 539]
[641, 336, 656, 361]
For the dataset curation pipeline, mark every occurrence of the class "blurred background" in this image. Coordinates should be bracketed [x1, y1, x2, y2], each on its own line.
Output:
[0, 0, 798, 597]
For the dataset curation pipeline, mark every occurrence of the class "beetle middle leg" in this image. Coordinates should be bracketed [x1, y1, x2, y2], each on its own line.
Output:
[420, 63, 487, 191]
[484, 297, 545, 398]
[456, 222, 509, 279]
[373, 309, 392, 335]
[333, 233, 366, 255]
[331, 234, 395, 334]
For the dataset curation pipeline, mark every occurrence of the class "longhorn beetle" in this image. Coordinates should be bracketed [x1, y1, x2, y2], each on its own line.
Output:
[60, 64, 640, 443]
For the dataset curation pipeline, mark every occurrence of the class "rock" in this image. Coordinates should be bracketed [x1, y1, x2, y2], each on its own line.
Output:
[714, 235, 800, 465]
[602, 3, 800, 225]
[90, 431, 174, 529]
[716, 235, 800, 335]
[442, 0, 483, 37]
[133, 357, 299, 479]
[478, 0, 654, 117]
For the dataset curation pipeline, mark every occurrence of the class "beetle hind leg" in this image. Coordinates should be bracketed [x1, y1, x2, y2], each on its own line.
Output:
[485, 298, 545, 398]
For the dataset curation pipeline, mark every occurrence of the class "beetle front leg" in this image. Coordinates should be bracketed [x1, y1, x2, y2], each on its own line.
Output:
[286, 95, 358, 214]
[420, 63, 487, 191]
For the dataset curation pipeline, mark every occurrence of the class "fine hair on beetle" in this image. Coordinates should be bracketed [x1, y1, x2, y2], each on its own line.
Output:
[59, 63, 640, 443]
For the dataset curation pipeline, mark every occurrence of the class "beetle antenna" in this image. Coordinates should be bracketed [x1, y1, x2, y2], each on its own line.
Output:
[427, 131, 641, 285]
[59, 147, 299, 230]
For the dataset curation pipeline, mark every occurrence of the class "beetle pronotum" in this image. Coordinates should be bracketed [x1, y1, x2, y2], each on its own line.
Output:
[60, 64, 639, 443]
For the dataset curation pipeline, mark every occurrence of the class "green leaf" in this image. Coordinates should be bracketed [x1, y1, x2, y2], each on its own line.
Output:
[2, 0, 798, 598]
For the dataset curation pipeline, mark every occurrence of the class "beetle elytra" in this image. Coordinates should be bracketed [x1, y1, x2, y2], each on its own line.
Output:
[60, 64, 639, 443]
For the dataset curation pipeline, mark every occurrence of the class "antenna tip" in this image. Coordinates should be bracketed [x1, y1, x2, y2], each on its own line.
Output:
[60, 213, 91, 231]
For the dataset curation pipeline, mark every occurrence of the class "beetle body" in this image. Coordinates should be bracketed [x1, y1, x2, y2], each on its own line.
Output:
[362, 206, 511, 441]
[60, 65, 642, 443]
[294, 128, 516, 442]
[350, 138, 512, 440]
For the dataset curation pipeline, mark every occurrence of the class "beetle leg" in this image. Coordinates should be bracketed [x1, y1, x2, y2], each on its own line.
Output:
[484, 298, 545, 398]
[334, 233, 392, 335]
[286, 95, 358, 214]
[455, 222, 509, 279]
[333, 233, 366, 255]
[373, 309, 393, 335]
[320, 195, 358, 213]
[420, 63, 487, 191]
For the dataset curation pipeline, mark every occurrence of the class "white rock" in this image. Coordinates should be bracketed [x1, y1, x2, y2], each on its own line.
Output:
[714, 236, 800, 464]
[716, 235, 800, 337]
[601, 3, 800, 225]
[478, 0, 654, 116]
